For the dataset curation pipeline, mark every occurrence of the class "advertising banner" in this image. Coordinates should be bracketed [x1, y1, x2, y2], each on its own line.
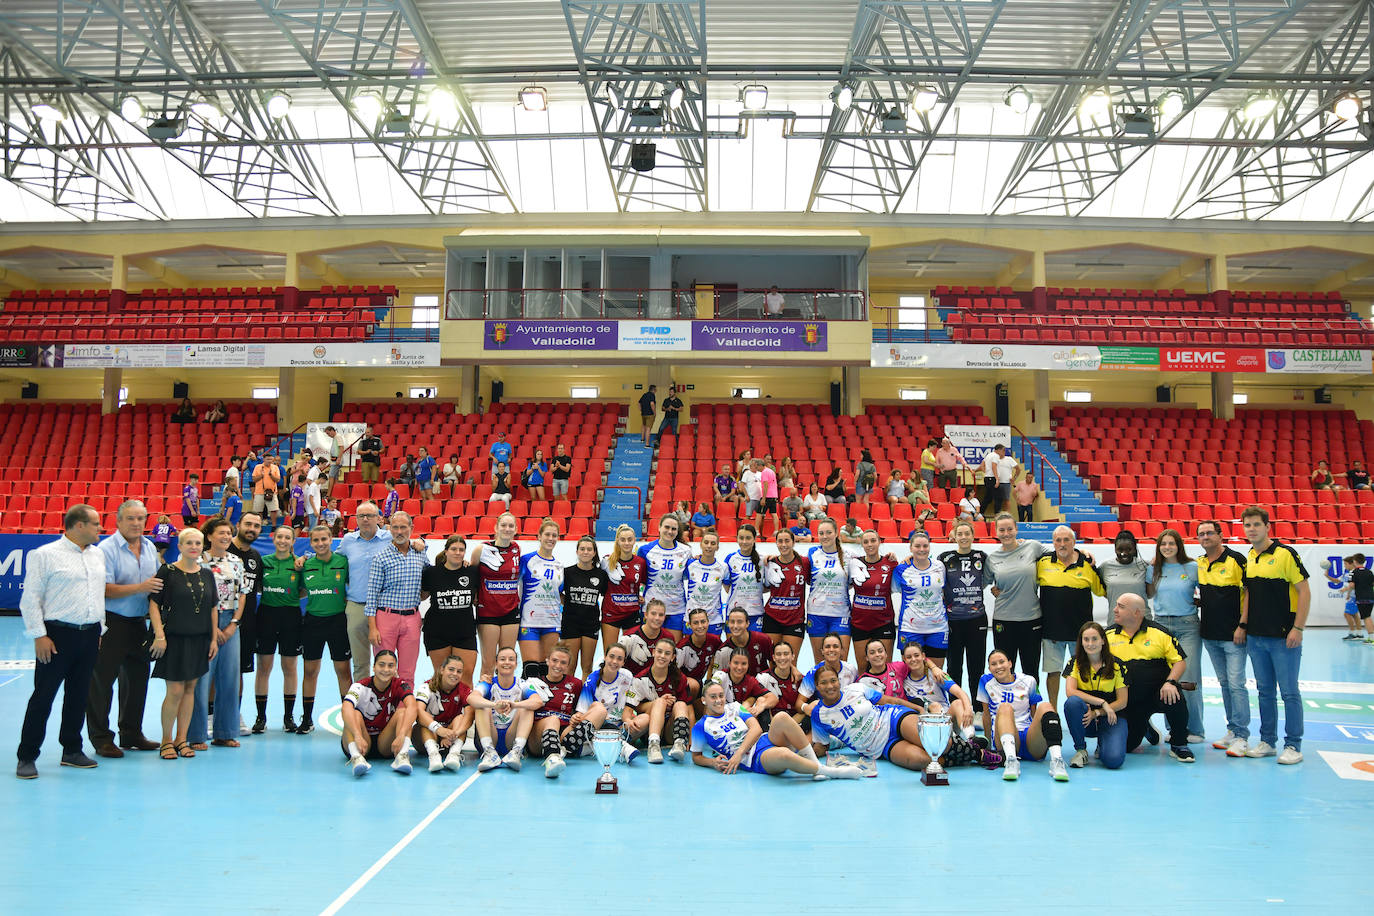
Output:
[482, 320, 826, 352]
[306, 422, 365, 468]
[58, 342, 439, 368]
[616, 321, 693, 351]
[1158, 347, 1266, 372]
[483, 320, 617, 350]
[1097, 346, 1160, 370]
[691, 320, 827, 352]
[944, 424, 1012, 464]
[0, 344, 63, 368]
[1265, 348, 1373, 374]
[875, 343, 1291, 375]
[873, 343, 1104, 371]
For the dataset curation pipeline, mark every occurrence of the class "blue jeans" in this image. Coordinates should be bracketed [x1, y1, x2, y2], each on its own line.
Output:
[1157, 614, 1204, 737]
[1203, 638, 1250, 740]
[1064, 695, 1127, 769]
[190, 610, 242, 743]
[1247, 635, 1302, 750]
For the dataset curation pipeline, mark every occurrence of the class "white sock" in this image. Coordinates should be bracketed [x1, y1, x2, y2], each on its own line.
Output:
[800, 744, 819, 762]
[512, 737, 526, 754]
[1048, 745, 1063, 762]
[961, 724, 975, 740]
[424, 739, 439, 756]
[649, 734, 661, 746]
[398, 737, 413, 756]
[347, 741, 360, 758]
[479, 737, 493, 752]
[1000, 734, 1017, 758]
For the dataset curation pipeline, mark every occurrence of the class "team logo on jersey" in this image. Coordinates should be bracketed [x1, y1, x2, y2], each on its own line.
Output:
[591, 577, 600, 586]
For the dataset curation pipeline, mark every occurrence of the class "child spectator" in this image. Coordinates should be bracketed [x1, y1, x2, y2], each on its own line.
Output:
[181, 473, 200, 527]
[151, 514, 176, 562]
[382, 478, 400, 519]
[220, 483, 243, 527]
[321, 497, 343, 537]
[290, 473, 308, 529]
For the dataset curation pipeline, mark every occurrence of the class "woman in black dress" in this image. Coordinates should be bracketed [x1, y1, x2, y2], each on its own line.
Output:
[150, 528, 219, 759]
[420, 535, 479, 686]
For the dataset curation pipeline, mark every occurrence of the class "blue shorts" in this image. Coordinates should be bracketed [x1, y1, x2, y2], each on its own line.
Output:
[879, 706, 916, 760]
[495, 725, 512, 756]
[663, 613, 686, 632]
[518, 626, 559, 640]
[747, 615, 763, 632]
[707, 623, 724, 636]
[898, 630, 949, 652]
[744, 735, 776, 774]
[806, 616, 851, 638]
[1016, 725, 1042, 761]
[1346, 600, 1359, 616]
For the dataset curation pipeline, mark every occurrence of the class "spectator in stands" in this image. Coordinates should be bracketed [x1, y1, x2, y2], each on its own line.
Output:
[396, 454, 417, 489]
[764, 285, 785, 317]
[382, 479, 400, 520]
[789, 522, 813, 542]
[919, 438, 939, 491]
[777, 456, 796, 491]
[304, 472, 322, 530]
[203, 400, 228, 425]
[740, 459, 763, 519]
[1098, 530, 1149, 613]
[1310, 459, 1342, 490]
[1239, 505, 1308, 764]
[490, 462, 513, 508]
[219, 483, 243, 527]
[979, 448, 1000, 517]
[1014, 468, 1040, 523]
[415, 447, 438, 497]
[671, 501, 693, 540]
[756, 458, 781, 532]
[223, 455, 243, 495]
[358, 425, 383, 484]
[1347, 459, 1370, 490]
[322, 426, 343, 497]
[443, 453, 466, 494]
[823, 465, 848, 505]
[802, 482, 828, 521]
[884, 468, 909, 506]
[935, 437, 969, 489]
[957, 491, 981, 520]
[550, 445, 572, 499]
[736, 449, 753, 476]
[1146, 528, 1203, 742]
[475, 396, 486, 415]
[660, 386, 683, 438]
[488, 430, 513, 470]
[321, 498, 343, 537]
[524, 448, 549, 500]
[1196, 519, 1251, 756]
[639, 385, 657, 446]
[904, 469, 929, 507]
[992, 445, 1020, 515]
[1106, 593, 1193, 763]
[243, 450, 260, 487]
[691, 502, 716, 540]
[854, 449, 878, 506]
[839, 517, 863, 545]
[181, 473, 200, 528]
[714, 464, 741, 506]
[289, 474, 308, 530]
[251, 454, 283, 527]
[151, 514, 176, 562]
[171, 397, 197, 425]
[781, 487, 804, 523]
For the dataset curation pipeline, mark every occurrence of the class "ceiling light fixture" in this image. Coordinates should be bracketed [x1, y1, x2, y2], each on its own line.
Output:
[190, 95, 223, 121]
[832, 83, 854, 110]
[1003, 85, 1032, 114]
[266, 91, 292, 120]
[1157, 90, 1184, 122]
[519, 86, 548, 112]
[909, 85, 938, 112]
[352, 91, 385, 124]
[1242, 91, 1278, 122]
[666, 82, 685, 109]
[1333, 92, 1363, 122]
[32, 97, 65, 122]
[741, 84, 768, 111]
[424, 85, 459, 123]
[1078, 88, 1112, 119]
[119, 94, 145, 122]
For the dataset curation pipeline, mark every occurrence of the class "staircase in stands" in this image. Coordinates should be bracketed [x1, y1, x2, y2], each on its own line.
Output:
[1014, 435, 1117, 542]
[597, 435, 654, 539]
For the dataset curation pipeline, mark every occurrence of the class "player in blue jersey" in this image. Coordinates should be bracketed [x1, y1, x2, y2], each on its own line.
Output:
[803, 519, 859, 658]
[797, 633, 858, 711]
[517, 519, 564, 677]
[690, 681, 861, 779]
[637, 514, 694, 638]
[469, 646, 542, 772]
[723, 524, 766, 629]
[558, 643, 640, 765]
[683, 530, 730, 631]
[978, 648, 1067, 782]
[807, 666, 934, 771]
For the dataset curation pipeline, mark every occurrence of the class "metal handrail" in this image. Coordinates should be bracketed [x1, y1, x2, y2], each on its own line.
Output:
[1010, 426, 1064, 511]
[445, 287, 869, 321]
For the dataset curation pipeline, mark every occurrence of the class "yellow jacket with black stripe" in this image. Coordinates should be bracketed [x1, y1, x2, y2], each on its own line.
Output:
[1197, 547, 1246, 641]
[1106, 621, 1184, 688]
[1245, 540, 1309, 638]
[1036, 550, 1104, 641]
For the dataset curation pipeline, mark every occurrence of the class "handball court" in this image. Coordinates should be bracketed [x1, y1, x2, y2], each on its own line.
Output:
[2, 615, 1370, 914]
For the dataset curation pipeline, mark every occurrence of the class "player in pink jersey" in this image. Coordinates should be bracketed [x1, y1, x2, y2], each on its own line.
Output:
[857, 639, 908, 697]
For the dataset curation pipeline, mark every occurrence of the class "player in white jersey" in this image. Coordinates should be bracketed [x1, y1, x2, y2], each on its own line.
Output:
[469, 646, 542, 772]
[808, 667, 936, 771]
[977, 648, 1067, 781]
[517, 519, 565, 676]
[804, 519, 859, 657]
[893, 530, 949, 662]
[723, 524, 766, 628]
[637, 515, 694, 637]
[900, 642, 975, 736]
[797, 633, 859, 709]
[558, 643, 641, 764]
[682, 530, 730, 630]
[691, 681, 862, 779]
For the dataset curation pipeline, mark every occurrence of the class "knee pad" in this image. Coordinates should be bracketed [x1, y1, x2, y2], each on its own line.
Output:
[1040, 710, 1063, 746]
[522, 661, 547, 680]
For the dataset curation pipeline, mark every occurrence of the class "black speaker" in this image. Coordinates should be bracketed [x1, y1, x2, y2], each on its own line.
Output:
[995, 382, 1009, 426]
[829, 381, 842, 417]
[173, 381, 189, 399]
[630, 142, 656, 172]
[1156, 385, 1171, 403]
[491, 379, 504, 405]
[1316, 386, 1332, 404]
[20, 382, 38, 400]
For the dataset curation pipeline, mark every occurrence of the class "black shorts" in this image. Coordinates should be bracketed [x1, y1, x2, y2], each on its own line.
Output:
[761, 612, 804, 639]
[851, 623, 896, 646]
[302, 613, 351, 662]
[560, 607, 600, 640]
[181, 515, 198, 527]
[238, 602, 258, 673]
[256, 603, 303, 656]
[478, 609, 521, 628]
[1359, 601, 1373, 620]
[340, 736, 389, 760]
[761, 497, 777, 513]
[601, 609, 641, 630]
[424, 610, 478, 652]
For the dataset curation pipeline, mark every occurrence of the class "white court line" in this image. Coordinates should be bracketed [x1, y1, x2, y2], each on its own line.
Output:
[1201, 676, 1374, 695]
[0, 674, 23, 689]
[319, 769, 482, 916]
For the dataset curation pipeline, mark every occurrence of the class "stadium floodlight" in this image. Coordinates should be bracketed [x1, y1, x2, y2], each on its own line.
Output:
[741, 84, 768, 111]
[352, 91, 385, 124]
[1242, 92, 1278, 122]
[666, 83, 685, 110]
[191, 95, 223, 121]
[266, 91, 292, 120]
[32, 97, 65, 122]
[1003, 85, 1032, 114]
[1333, 93, 1362, 122]
[1157, 90, 1184, 122]
[1078, 88, 1112, 119]
[832, 83, 855, 110]
[424, 86, 458, 124]
[519, 86, 548, 112]
[119, 95, 145, 122]
[909, 85, 938, 112]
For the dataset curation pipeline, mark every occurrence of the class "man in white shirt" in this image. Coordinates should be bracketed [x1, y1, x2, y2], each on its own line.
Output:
[993, 446, 1021, 515]
[17, 505, 107, 778]
[741, 462, 764, 518]
[763, 286, 785, 317]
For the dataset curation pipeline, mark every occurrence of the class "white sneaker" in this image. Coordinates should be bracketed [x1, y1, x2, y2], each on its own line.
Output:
[350, 754, 371, 777]
[1277, 746, 1303, 765]
[391, 752, 412, 775]
[1048, 755, 1069, 782]
[857, 756, 879, 777]
[544, 753, 565, 779]
[477, 747, 502, 771]
[1003, 756, 1021, 781]
[668, 738, 687, 762]
[1245, 741, 1277, 758]
[647, 742, 664, 764]
[501, 748, 523, 772]
[1211, 730, 1236, 750]
[239, 715, 250, 737]
[620, 740, 639, 764]
[825, 761, 864, 779]
[427, 752, 443, 773]
[1068, 749, 1089, 768]
[1186, 734, 1206, 744]
[1225, 737, 1249, 758]
[443, 747, 463, 771]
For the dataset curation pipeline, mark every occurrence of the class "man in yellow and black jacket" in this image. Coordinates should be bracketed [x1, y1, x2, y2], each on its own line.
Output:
[1106, 593, 1195, 763]
[1196, 519, 1251, 756]
[1036, 526, 1104, 706]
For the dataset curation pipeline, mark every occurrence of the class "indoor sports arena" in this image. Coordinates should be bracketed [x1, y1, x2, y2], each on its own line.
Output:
[2, 1, 1373, 912]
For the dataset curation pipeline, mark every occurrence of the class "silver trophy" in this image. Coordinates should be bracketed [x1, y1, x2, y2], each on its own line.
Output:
[918, 713, 953, 786]
[592, 729, 621, 794]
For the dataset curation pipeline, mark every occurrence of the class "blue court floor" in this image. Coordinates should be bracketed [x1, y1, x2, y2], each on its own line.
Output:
[1, 615, 1370, 915]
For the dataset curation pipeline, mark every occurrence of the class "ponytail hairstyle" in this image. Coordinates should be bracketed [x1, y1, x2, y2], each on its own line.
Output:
[609, 523, 637, 573]
[427, 654, 465, 695]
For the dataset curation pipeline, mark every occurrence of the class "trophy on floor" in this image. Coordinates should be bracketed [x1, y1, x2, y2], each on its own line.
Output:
[918, 713, 952, 786]
[593, 729, 621, 794]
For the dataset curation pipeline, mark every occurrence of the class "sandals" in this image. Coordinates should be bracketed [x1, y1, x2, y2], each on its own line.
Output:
[174, 741, 195, 758]
[159, 743, 176, 760]
[210, 738, 240, 748]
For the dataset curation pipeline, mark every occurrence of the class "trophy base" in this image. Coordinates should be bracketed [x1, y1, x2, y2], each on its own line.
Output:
[921, 769, 950, 787]
[595, 777, 618, 794]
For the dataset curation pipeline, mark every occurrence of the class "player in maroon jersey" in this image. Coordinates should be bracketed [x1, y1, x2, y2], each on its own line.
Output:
[528, 644, 584, 779]
[469, 511, 523, 682]
[341, 650, 418, 777]
[711, 648, 776, 716]
[849, 530, 899, 664]
[758, 640, 806, 726]
[619, 598, 669, 668]
[601, 523, 648, 648]
[413, 655, 474, 773]
[714, 607, 775, 677]
[762, 528, 809, 654]
[626, 637, 695, 763]
[676, 608, 724, 695]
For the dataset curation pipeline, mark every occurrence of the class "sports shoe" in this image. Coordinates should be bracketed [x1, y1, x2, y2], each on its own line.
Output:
[1069, 748, 1089, 768]
[350, 755, 371, 777]
[296, 719, 315, 735]
[826, 761, 865, 779]
[1344, 632, 1362, 640]
[283, 715, 298, 734]
[239, 715, 250, 736]
[443, 747, 463, 771]
[502, 748, 523, 772]
[1211, 730, 1236, 750]
[976, 747, 1004, 770]
[1245, 741, 1277, 758]
[620, 740, 639, 764]
[251, 716, 267, 735]
[1144, 724, 1161, 746]
[669, 738, 687, 762]
[1365, 636, 1374, 644]
[1186, 734, 1205, 744]
[856, 757, 879, 777]
[1048, 755, 1069, 782]
[647, 742, 664, 764]
[391, 752, 412, 775]
[59, 751, 98, 769]
[428, 752, 444, 773]
[544, 753, 565, 779]
[477, 747, 502, 771]
[1002, 756, 1021, 781]
[1169, 745, 1195, 763]
[1277, 746, 1303, 765]
[1225, 737, 1249, 757]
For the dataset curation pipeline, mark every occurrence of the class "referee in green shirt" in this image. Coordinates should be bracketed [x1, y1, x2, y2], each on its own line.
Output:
[299, 525, 351, 735]
[254, 526, 304, 734]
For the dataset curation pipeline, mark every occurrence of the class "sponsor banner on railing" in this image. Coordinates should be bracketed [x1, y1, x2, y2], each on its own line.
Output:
[1158, 346, 1266, 372]
[0, 344, 63, 368]
[945, 425, 1012, 464]
[1265, 348, 1373, 374]
[484, 320, 617, 350]
[617, 321, 692, 351]
[874, 343, 1290, 374]
[54, 342, 439, 368]
[690, 320, 827, 351]
[873, 343, 1107, 371]
[484, 319, 827, 352]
